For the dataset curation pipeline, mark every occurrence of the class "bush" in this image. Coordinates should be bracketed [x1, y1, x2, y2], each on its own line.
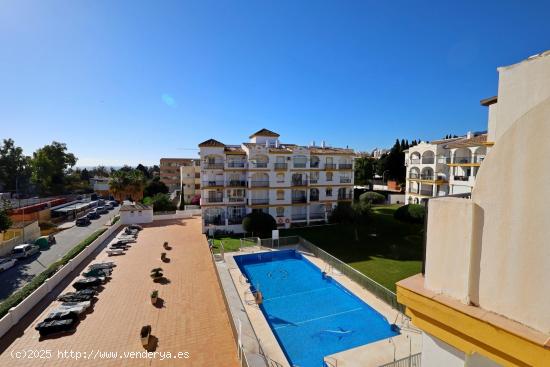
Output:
[0, 228, 106, 319]
[394, 204, 425, 224]
[329, 202, 355, 224]
[359, 191, 386, 205]
[143, 193, 176, 212]
[242, 212, 276, 238]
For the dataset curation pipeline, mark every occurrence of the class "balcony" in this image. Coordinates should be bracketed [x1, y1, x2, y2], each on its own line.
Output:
[250, 162, 268, 169]
[337, 193, 352, 200]
[409, 173, 446, 181]
[226, 180, 247, 187]
[249, 198, 269, 205]
[309, 212, 325, 220]
[291, 196, 307, 204]
[227, 197, 246, 203]
[251, 181, 269, 188]
[291, 180, 308, 187]
[310, 178, 318, 184]
[203, 163, 224, 170]
[202, 197, 224, 204]
[227, 161, 246, 168]
[325, 163, 337, 170]
[338, 164, 353, 170]
[204, 216, 225, 226]
[408, 188, 419, 194]
[453, 175, 469, 181]
[449, 156, 485, 165]
[420, 189, 433, 196]
[202, 181, 224, 188]
[291, 213, 307, 221]
[421, 158, 435, 164]
[339, 177, 352, 184]
[410, 158, 421, 164]
[293, 162, 307, 169]
[228, 216, 244, 225]
[310, 195, 319, 202]
[274, 163, 288, 170]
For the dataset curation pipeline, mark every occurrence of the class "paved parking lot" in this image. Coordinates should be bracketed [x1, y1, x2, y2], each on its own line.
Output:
[0, 208, 119, 301]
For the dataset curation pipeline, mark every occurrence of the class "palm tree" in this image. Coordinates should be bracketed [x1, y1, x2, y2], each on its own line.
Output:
[109, 170, 128, 201]
[128, 170, 146, 201]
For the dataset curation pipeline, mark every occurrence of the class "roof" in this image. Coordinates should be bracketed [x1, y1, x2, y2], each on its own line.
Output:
[120, 203, 152, 212]
[309, 147, 355, 155]
[480, 96, 498, 106]
[429, 137, 463, 145]
[224, 146, 245, 155]
[160, 158, 199, 163]
[198, 139, 225, 148]
[444, 134, 487, 149]
[249, 128, 280, 139]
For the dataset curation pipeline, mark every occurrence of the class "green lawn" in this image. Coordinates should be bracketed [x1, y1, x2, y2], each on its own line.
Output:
[211, 237, 243, 253]
[282, 205, 423, 292]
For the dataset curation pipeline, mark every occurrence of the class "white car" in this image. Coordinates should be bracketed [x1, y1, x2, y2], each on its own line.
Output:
[11, 244, 40, 259]
[0, 257, 16, 272]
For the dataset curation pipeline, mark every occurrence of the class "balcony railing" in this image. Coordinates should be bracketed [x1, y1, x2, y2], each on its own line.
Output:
[204, 216, 225, 226]
[227, 197, 246, 203]
[410, 158, 421, 164]
[420, 189, 433, 196]
[203, 163, 224, 169]
[293, 163, 307, 168]
[338, 164, 353, 170]
[202, 197, 224, 203]
[291, 196, 307, 204]
[291, 213, 307, 220]
[291, 180, 308, 187]
[408, 188, 419, 194]
[453, 175, 469, 181]
[310, 178, 318, 184]
[309, 212, 325, 219]
[310, 162, 320, 168]
[202, 181, 224, 187]
[228, 216, 244, 225]
[409, 173, 446, 181]
[340, 177, 352, 184]
[325, 163, 337, 170]
[249, 198, 269, 205]
[227, 161, 246, 168]
[250, 162, 268, 168]
[450, 156, 486, 164]
[250, 181, 269, 187]
[226, 180, 247, 187]
[421, 158, 434, 164]
[274, 163, 288, 170]
[337, 193, 352, 200]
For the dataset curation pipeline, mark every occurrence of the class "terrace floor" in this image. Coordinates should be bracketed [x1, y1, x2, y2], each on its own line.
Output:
[0, 217, 239, 367]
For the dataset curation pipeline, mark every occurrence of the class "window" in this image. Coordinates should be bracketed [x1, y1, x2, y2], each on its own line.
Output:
[326, 172, 333, 181]
[276, 173, 285, 183]
[276, 207, 284, 217]
[326, 188, 332, 197]
[277, 190, 284, 200]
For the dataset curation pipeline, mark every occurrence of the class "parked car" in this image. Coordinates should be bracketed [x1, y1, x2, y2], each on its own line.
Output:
[11, 244, 40, 259]
[96, 206, 108, 215]
[104, 203, 114, 211]
[128, 224, 143, 231]
[76, 217, 91, 226]
[0, 257, 17, 271]
[87, 211, 100, 220]
[109, 200, 119, 207]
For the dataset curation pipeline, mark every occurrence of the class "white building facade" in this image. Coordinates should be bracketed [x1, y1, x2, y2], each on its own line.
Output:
[404, 133, 487, 204]
[199, 129, 355, 234]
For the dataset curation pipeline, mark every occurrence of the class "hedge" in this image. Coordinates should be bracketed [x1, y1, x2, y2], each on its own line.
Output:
[359, 191, 386, 204]
[0, 228, 107, 320]
[394, 204, 425, 224]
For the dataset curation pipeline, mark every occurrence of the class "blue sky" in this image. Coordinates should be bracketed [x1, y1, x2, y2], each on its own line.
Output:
[1, 1, 549, 166]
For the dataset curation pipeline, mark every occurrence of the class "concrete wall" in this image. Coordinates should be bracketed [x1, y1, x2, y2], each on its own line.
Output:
[421, 333, 465, 367]
[120, 209, 154, 224]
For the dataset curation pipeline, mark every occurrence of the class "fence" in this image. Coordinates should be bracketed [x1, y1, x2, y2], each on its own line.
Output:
[379, 353, 421, 367]
[298, 237, 405, 313]
[240, 237, 260, 249]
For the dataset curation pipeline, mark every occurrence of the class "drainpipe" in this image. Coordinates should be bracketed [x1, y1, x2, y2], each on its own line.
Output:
[421, 199, 429, 275]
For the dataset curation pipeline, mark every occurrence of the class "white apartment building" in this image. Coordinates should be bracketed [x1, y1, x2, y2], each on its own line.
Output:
[198, 129, 355, 233]
[404, 132, 487, 204]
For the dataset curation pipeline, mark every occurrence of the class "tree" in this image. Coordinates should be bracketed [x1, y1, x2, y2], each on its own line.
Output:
[109, 169, 146, 201]
[329, 202, 371, 241]
[143, 177, 169, 197]
[242, 212, 276, 237]
[90, 165, 109, 177]
[0, 139, 31, 193]
[359, 191, 386, 204]
[136, 164, 151, 179]
[143, 193, 176, 212]
[354, 157, 376, 185]
[0, 209, 12, 234]
[80, 168, 91, 182]
[31, 141, 77, 195]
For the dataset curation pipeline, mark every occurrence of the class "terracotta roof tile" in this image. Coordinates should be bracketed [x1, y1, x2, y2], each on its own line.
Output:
[249, 128, 280, 138]
[198, 139, 225, 147]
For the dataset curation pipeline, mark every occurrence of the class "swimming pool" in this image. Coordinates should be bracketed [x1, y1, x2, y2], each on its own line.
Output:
[235, 249, 399, 367]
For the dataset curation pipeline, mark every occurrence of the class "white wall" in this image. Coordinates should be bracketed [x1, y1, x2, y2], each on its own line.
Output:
[421, 333, 465, 367]
[120, 209, 153, 224]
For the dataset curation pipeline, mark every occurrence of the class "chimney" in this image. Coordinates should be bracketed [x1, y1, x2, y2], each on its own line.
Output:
[466, 131, 472, 139]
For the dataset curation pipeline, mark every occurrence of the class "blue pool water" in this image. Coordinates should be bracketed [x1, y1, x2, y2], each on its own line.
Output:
[235, 250, 399, 367]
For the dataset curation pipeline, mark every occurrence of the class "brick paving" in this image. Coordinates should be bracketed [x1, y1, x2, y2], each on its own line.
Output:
[0, 218, 239, 367]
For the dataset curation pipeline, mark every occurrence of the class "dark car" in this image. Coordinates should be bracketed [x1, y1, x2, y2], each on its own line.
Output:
[96, 206, 108, 215]
[109, 200, 119, 207]
[87, 211, 100, 220]
[75, 217, 91, 226]
[104, 203, 114, 211]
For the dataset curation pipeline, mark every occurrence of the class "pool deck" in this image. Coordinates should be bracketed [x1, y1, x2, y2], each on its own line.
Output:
[0, 217, 239, 367]
[222, 245, 422, 367]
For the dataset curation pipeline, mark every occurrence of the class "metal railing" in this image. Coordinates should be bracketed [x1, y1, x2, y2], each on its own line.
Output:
[202, 181, 225, 187]
[250, 162, 268, 168]
[291, 196, 307, 203]
[293, 163, 307, 168]
[337, 193, 352, 200]
[291, 213, 307, 221]
[202, 197, 224, 203]
[298, 237, 405, 312]
[379, 353, 421, 367]
[309, 212, 324, 219]
[227, 180, 247, 187]
[203, 163, 224, 169]
[452, 175, 469, 181]
[251, 181, 269, 187]
[274, 163, 288, 170]
[228, 197, 246, 203]
[421, 158, 434, 164]
[340, 177, 352, 184]
[227, 161, 246, 168]
[338, 164, 353, 170]
[325, 163, 337, 169]
[419, 189, 433, 196]
[249, 198, 269, 205]
[204, 216, 225, 225]
[228, 216, 244, 225]
[291, 180, 308, 187]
